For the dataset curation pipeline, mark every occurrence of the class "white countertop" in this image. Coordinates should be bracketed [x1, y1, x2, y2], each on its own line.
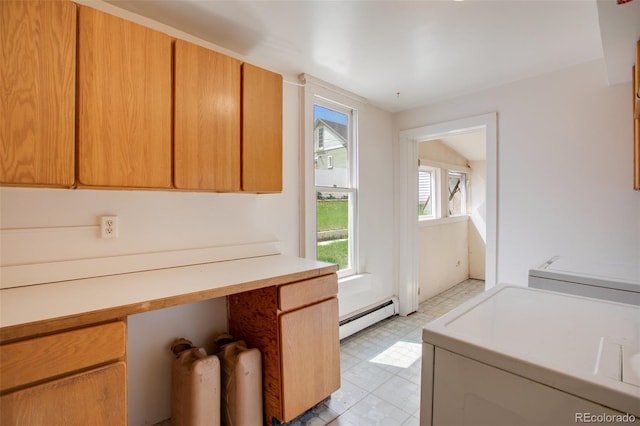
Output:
[0, 254, 336, 340]
[423, 285, 640, 416]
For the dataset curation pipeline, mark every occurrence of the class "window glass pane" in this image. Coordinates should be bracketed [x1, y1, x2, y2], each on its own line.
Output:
[316, 191, 351, 271]
[418, 170, 433, 217]
[314, 105, 349, 188]
[448, 171, 466, 216]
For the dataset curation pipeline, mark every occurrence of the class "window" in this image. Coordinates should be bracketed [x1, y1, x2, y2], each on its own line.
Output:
[447, 171, 468, 216]
[313, 102, 357, 277]
[418, 168, 435, 219]
[418, 162, 469, 221]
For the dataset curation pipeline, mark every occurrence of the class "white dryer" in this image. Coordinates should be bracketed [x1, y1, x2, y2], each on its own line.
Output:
[529, 256, 640, 305]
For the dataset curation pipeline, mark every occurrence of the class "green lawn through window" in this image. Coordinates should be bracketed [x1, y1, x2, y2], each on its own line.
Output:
[317, 199, 348, 269]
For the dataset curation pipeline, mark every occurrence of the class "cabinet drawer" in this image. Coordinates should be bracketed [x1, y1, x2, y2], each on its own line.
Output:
[278, 274, 337, 312]
[0, 321, 126, 392]
[1, 362, 126, 425]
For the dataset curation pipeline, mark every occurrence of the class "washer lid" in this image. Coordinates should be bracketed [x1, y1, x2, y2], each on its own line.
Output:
[422, 285, 640, 415]
[529, 256, 640, 293]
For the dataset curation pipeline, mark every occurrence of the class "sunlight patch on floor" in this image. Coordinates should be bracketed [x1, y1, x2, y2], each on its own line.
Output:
[369, 341, 422, 369]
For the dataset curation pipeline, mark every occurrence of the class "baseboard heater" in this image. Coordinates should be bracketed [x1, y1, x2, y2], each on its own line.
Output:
[338, 297, 399, 340]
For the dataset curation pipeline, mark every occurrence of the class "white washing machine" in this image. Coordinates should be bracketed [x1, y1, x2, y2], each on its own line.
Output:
[529, 256, 640, 305]
[420, 285, 640, 426]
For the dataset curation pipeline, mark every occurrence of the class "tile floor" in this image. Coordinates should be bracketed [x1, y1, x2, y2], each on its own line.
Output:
[282, 278, 485, 426]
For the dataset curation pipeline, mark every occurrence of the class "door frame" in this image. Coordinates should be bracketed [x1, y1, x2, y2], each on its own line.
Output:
[395, 112, 498, 315]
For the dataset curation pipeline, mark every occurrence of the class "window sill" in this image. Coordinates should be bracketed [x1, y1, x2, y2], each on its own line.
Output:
[418, 215, 469, 228]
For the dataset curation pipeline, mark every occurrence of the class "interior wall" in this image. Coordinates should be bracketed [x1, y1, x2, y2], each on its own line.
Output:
[418, 139, 468, 166]
[418, 219, 469, 301]
[338, 102, 395, 317]
[396, 59, 640, 286]
[469, 160, 487, 280]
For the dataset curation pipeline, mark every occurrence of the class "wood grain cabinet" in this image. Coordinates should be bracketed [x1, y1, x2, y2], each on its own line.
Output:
[0, 321, 127, 425]
[0, 0, 76, 187]
[77, 6, 172, 189]
[174, 40, 242, 191]
[228, 273, 340, 424]
[242, 64, 283, 193]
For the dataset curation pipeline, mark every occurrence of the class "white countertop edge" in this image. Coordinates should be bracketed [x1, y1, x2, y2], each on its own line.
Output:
[0, 254, 336, 329]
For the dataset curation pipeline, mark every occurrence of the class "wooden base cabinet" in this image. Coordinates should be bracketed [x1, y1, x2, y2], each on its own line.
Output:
[1, 363, 126, 426]
[0, 321, 127, 425]
[228, 274, 340, 425]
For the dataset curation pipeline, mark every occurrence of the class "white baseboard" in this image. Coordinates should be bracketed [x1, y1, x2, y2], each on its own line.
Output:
[339, 296, 399, 340]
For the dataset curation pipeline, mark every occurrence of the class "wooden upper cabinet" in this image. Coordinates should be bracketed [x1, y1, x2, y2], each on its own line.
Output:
[77, 6, 172, 188]
[174, 40, 241, 191]
[242, 64, 283, 193]
[0, 0, 76, 187]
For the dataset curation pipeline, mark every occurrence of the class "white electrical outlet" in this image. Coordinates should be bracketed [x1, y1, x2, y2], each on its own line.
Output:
[101, 215, 119, 239]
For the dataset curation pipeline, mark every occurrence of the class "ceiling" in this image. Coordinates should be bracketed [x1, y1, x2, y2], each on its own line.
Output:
[106, 0, 638, 113]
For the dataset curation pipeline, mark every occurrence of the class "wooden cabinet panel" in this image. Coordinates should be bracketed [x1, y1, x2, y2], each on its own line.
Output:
[0, 0, 75, 187]
[77, 6, 172, 188]
[279, 298, 340, 422]
[228, 286, 283, 423]
[278, 273, 338, 311]
[242, 64, 283, 193]
[174, 40, 241, 190]
[0, 321, 126, 392]
[0, 362, 126, 426]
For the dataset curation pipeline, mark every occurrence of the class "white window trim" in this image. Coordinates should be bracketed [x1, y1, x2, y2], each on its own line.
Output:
[418, 215, 469, 228]
[418, 166, 438, 220]
[418, 159, 471, 222]
[301, 74, 364, 279]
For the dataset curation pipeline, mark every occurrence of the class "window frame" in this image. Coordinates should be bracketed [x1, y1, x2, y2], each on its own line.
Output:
[418, 165, 438, 220]
[446, 169, 469, 217]
[418, 159, 471, 223]
[302, 77, 361, 279]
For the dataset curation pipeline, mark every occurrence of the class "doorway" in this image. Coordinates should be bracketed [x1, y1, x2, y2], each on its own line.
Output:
[396, 113, 497, 315]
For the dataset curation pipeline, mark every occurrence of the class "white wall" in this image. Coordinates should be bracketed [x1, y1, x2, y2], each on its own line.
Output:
[418, 219, 470, 301]
[469, 160, 487, 280]
[338, 103, 395, 317]
[396, 59, 640, 286]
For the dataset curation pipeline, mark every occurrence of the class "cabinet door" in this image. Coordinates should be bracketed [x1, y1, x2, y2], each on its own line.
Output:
[0, 362, 126, 426]
[279, 297, 340, 422]
[77, 6, 172, 188]
[0, 0, 75, 187]
[242, 64, 283, 193]
[174, 40, 241, 190]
